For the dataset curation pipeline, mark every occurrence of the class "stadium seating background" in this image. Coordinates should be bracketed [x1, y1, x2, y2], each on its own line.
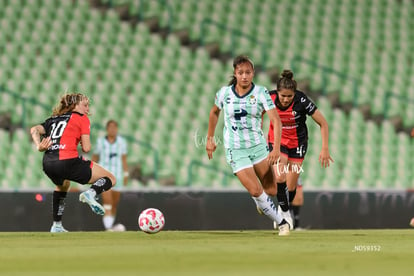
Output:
[0, 0, 413, 191]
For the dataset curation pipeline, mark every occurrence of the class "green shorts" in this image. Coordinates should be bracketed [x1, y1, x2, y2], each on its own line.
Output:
[225, 143, 269, 173]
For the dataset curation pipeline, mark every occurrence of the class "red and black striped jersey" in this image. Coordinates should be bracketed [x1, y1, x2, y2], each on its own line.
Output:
[41, 112, 90, 161]
[268, 90, 317, 148]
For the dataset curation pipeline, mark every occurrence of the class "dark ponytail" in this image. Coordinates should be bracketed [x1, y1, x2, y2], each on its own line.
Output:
[228, 55, 255, 86]
[277, 69, 297, 91]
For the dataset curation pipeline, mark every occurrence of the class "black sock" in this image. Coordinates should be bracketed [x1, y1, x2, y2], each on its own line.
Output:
[291, 205, 300, 228]
[289, 189, 297, 203]
[53, 191, 67, 222]
[277, 182, 289, 212]
[90, 177, 112, 195]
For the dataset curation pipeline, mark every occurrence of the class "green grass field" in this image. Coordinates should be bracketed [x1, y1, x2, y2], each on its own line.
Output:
[0, 230, 412, 275]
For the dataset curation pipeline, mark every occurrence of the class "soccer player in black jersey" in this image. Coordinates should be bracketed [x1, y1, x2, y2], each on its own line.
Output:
[30, 93, 116, 232]
[268, 70, 333, 229]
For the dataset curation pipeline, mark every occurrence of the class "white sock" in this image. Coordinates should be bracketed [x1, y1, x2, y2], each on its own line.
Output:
[253, 191, 283, 224]
[103, 215, 115, 229]
[53, 221, 62, 226]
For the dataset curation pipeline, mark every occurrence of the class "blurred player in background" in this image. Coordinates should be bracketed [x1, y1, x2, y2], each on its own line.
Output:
[206, 55, 291, 236]
[92, 120, 128, 232]
[268, 70, 333, 229]
[30, 93, 116, 232]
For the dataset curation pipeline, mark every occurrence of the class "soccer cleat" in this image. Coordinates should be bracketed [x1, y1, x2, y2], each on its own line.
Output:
[273, 206, 293, 230]
[281, 210, 294, 230]
[278, 219, 290, 236]
[275, 206, 294, 230]
[79, 190, 105, 216]
[50, 223, 68, 233]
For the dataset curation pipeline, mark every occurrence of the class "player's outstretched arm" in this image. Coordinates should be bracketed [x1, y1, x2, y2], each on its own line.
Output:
[266, 108, 281, 165]
[206, 105, 220, 160]
[311, 110, 334, 168]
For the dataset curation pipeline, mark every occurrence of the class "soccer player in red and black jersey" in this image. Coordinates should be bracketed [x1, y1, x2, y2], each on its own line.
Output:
[30, 93, 116, 232]
[268, 70, 333, 229]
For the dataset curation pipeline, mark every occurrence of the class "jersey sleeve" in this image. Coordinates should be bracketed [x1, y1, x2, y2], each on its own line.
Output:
[214, 87, 225, 110]
[299, 93, 317, 115]
[40, 119, 50, 136]
[259, 88, 276, 111]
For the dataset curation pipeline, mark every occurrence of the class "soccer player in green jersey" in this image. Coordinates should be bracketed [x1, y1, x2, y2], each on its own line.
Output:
[92, 120, 129, 231]
[206, 55, 291, 235]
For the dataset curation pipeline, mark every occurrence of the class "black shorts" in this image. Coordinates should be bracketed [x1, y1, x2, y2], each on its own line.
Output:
[43, 157, 92, 186]
[268, 142, 308, 162]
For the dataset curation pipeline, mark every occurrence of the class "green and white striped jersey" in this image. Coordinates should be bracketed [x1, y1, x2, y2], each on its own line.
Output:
[93, 136, 127, 183]
[215, 83, 275, 149]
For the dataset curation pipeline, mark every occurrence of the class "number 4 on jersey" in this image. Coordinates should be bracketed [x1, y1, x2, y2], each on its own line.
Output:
[296, 145, 305, 157]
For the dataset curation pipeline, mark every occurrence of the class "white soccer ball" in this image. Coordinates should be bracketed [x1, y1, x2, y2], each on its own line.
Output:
[138, 208, 165, 234]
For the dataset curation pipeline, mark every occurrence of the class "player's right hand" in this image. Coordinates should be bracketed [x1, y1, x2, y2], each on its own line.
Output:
[267, 148, 280, 165]
[37, 136, 52, 152]
[206, 138, 216, 160]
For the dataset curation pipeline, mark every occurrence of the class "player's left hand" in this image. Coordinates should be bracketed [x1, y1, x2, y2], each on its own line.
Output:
[319, 148, 334, 168]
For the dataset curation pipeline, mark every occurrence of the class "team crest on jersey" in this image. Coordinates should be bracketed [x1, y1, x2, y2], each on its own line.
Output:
[292, 111, 297, 116]
[249, 95, 256, 104]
